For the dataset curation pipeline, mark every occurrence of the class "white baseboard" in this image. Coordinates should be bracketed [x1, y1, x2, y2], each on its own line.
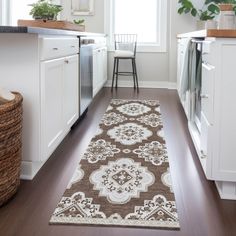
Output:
[20, 161, 44, 180]
[215, 181, 236, 200]
[105, 79, 177, 90]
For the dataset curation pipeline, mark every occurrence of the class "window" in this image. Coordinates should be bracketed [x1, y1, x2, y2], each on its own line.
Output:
[9, 0, 35, 26]
[1, 0, 60, 26]
[0, 0, 35, 26]
[104, 0, 167, 52]
[0, 0, 8, 25]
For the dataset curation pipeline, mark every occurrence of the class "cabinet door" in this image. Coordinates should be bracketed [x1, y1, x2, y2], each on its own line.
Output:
[63, 55, 79, 130]
[102, 47, 108, 84]
[41, 58, 64, 160]
[201, 62, 215, 125]
[93, 47, 107, 97]
[93, 48, 100, 97]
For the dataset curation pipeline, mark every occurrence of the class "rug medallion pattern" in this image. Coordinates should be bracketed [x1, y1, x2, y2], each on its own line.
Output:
[50, 100, 180, 229]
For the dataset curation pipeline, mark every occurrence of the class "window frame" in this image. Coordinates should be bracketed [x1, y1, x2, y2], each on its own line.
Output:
[104, 0, 167, 53]
[0, 0, 9, 25]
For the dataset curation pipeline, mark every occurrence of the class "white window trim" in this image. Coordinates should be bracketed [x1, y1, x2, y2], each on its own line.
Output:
[0, 0, 10, 25]
[0, 0, 61, 26]
[104, 0, 167, 53]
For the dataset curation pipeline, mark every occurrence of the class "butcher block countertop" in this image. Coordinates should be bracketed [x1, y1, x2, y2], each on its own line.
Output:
[177, 29, 236, 38]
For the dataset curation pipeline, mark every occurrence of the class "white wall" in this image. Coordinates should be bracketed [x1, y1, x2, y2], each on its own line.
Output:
[61, 0, 203, 87]
[61, 0, 104, 33]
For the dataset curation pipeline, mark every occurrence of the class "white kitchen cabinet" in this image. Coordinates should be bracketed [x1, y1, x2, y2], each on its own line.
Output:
[93, 46, 107, 97]
[63, 55, 79, 130]
[202, 39, 236, 200]
[40, 39, 79, 165]
[177, 36, 236, 200]
[40, 55, 79, 160]
[41, 58, 64, 160]
[0, 34, 79, 179]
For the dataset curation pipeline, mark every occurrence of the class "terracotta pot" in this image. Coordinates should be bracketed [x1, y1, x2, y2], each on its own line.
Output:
[219, 3, 234, 11]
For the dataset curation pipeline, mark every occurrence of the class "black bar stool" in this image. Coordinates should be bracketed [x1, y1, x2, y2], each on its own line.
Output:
[111, 34, 139, 90]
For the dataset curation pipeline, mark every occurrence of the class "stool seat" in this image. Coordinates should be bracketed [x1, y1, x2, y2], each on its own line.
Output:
[114, 50, 134, 58]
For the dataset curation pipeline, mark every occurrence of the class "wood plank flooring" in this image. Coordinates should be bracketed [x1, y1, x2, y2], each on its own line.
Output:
[0, 88, 235, 236]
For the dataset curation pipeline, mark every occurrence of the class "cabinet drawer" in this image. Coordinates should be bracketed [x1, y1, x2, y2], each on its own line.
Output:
[40, 37, 79, 61]
[201, 62, 215, 124]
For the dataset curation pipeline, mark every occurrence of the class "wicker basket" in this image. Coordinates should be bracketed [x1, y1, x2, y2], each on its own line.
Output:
[0, 92, 23, 206]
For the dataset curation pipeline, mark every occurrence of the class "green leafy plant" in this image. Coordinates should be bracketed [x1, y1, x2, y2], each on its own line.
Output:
[206, 0, 236, 14]
[178, 0, 220, 21]
[29, 0, 63, 21]
[73, 19, 85, 25]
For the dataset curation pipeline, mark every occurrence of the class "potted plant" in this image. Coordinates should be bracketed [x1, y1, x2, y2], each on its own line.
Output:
[207, 0, 236, 28]
[206, 0, 236, 11]
[29, 0, 63, 21]
[178, 0, 220, 29]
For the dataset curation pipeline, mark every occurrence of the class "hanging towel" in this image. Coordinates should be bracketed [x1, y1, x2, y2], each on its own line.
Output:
[179, 38, 192, 101]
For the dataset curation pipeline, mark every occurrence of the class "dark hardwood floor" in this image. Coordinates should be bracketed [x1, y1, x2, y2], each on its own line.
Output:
[0, 88, 235, 236]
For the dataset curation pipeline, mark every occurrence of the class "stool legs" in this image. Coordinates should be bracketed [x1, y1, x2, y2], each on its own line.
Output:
[111, 57, 139, 90]
[111, 58, 117, 90]
[133, 58, 139, 90]
[132, 59, 136, 89]
[115, 59, 119, 88]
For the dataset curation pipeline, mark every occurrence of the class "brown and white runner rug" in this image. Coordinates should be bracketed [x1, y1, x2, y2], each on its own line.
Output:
[50, 100, 180, 229]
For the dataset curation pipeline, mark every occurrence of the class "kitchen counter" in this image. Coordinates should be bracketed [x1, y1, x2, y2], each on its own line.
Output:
[177, 32, 236, 200]
[177, 29, 236, 38]
[0, 26, 106, 37]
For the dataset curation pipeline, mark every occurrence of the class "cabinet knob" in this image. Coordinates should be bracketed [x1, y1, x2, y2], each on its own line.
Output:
[200, 150, 207, 159]
[53, 47, 59, 50]
[200, 94, 209, 99]
[64, 60, 69, 64]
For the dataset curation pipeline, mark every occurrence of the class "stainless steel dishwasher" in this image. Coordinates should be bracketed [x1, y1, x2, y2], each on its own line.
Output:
[79, 37, 94, 115]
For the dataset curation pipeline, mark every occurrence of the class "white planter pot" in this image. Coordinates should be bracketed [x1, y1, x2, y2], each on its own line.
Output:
[196, 20, 206, 30]
[196, 20, 218, 30]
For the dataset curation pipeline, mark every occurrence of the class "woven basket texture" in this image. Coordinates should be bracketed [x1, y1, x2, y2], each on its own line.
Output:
[0, 92, 23, 206]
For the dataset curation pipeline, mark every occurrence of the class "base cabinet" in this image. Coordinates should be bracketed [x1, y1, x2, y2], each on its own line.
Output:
[0, 34, 79, 179]
[41, 58, 64, 160]
[63, 55, 79, 130]
[41, 55, 79, 160]
[93, 46, 107, 97]
[177, 36, 236, 200]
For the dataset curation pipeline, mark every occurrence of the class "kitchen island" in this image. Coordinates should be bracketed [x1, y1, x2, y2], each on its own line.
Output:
[177, 30, 236, 200]
[0, 26, 106, 180]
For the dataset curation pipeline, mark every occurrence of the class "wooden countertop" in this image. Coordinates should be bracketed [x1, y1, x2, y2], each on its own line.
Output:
[177, 29, 236, 38]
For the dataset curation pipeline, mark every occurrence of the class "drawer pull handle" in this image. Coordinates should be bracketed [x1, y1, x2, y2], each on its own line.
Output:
[71, 45, 75, 48]
[64, 60, 69, 64]
[201, 94, 209, 99]
[53, 47, 59, 50]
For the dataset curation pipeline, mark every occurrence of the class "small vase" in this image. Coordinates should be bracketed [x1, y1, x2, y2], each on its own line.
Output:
[196, 20, 206, 30]
[205, 20, 218, 29]
[218, 4, 235, 29]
